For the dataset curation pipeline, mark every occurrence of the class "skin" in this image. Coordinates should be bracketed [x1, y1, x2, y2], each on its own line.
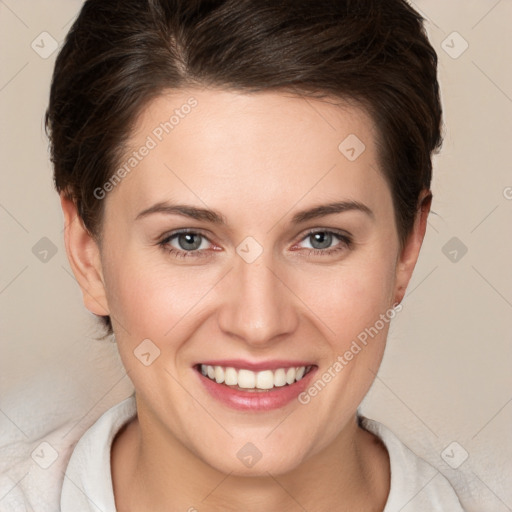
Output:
[61, 88, 431, 511]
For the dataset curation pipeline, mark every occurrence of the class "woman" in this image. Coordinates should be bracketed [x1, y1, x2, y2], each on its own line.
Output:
[46, 0, 465, 510]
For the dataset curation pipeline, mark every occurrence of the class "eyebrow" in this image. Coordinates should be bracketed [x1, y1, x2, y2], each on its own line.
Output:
[290, 200, 374, 223]
[135, 200, 374, 224]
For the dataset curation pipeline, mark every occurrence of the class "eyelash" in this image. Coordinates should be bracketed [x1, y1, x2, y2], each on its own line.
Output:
[158, 228, 353, 260]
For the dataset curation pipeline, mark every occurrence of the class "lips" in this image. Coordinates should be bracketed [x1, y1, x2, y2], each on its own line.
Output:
[194, 360, 317, 411]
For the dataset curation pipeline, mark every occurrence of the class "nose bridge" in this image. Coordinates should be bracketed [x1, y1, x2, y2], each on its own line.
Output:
[217, 251, 298, 345]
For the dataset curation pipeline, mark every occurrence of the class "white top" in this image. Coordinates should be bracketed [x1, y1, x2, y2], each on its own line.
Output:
[60, 396, 465, 511]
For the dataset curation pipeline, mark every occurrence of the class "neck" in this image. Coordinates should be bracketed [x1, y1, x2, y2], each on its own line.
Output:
[111, 404, 390, 512]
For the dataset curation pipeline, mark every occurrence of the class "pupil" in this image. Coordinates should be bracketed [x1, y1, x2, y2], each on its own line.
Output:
[179, 233, 201, 250]
[311, 232, 332, 250]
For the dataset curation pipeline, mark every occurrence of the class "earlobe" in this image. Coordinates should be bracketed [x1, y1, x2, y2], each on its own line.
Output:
[393, 190, 432, 305]
[60, 194, 110, 317]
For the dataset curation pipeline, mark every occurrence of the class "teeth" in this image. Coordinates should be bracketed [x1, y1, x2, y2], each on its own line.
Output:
[286, 367, 296, 385]
[256, 370, 274, 389]
[214, 366, 224, 384]
[238, 369, 256, 389]
[224, 367, 237, 385]
[274, 368, 287, 387]
[199, 364, 310, 390]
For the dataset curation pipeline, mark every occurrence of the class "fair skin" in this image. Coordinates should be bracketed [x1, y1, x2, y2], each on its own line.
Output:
[61, 88, 430, 511]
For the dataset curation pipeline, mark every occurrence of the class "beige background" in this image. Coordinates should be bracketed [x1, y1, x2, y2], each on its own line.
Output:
[0, 1, 511, 511]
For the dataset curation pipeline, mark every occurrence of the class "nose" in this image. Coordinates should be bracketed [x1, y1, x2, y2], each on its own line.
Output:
[217, 253, 299, 347]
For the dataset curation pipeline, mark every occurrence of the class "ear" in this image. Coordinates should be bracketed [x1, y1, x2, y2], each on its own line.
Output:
[60, 194, 110, 317]
[394, 190, 432, 305]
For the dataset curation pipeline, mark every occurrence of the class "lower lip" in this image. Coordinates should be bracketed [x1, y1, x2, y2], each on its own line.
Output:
[196, 367, 317, 411]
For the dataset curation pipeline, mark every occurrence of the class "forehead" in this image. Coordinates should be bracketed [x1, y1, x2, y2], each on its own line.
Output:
[131, 88, 378, 158]
[108, 88, 389, 222]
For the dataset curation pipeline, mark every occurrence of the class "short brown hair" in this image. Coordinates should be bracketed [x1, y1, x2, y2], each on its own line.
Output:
[46, 0, 443, 334]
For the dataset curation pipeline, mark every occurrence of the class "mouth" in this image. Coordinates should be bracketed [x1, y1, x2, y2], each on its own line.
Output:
[196, 363, 315, 392]
[194, 361, 317, 411]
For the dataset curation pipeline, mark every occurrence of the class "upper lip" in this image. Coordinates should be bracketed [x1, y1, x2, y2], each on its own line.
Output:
[195, 359, 316, 371]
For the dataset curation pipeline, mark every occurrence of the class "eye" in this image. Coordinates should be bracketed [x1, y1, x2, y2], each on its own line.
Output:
[158, 228, 352, 260]
[295, 230, 352, 256]
[159, 230, 213, 258]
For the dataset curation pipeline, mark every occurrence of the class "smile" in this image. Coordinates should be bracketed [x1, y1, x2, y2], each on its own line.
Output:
[195, 361, 317, 411]
[199, 364, 314, 391]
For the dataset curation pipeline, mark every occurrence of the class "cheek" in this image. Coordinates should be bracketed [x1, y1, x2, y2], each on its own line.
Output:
[104, 256, 218, 339]
[297, 252, 397, 345]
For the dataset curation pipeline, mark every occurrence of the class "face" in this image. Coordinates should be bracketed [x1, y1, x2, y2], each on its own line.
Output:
[65, 88, 425, 475]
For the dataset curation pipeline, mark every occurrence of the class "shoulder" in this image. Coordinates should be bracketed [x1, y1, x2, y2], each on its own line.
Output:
[358, 415, 466, 512]
[60, 395, 137, 512]
[0, 415, 96, 512]
[0, 396, 136, 512]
